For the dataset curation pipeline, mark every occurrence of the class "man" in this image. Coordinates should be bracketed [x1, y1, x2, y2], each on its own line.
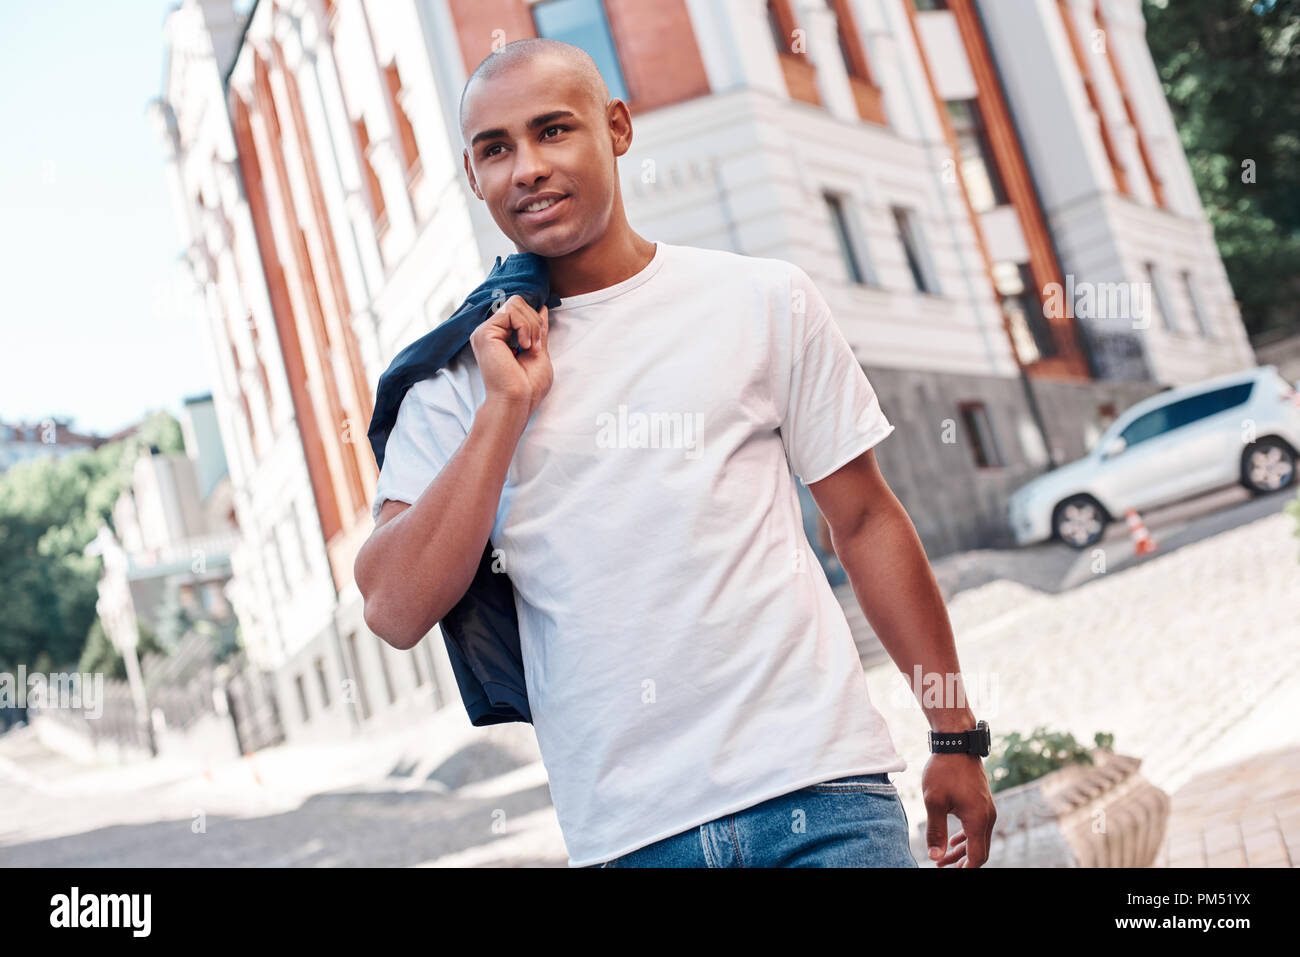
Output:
[354, 38, 995, 868]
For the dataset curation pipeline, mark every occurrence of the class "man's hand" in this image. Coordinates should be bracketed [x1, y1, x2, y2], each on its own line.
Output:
[472, 294, 551, 417]
[808, 448, 999, 867]
[922, 753, 997, 867]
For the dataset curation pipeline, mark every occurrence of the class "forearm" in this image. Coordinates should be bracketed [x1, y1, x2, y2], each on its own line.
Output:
[357, 399, 530, 647]
[829, 498, 976, 733]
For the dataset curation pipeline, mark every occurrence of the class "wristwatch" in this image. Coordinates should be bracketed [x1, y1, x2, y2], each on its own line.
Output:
[928, 719, 990, 756]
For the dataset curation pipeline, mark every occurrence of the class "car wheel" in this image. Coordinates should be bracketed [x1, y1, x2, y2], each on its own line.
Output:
[1241, 438, 1297, 494]
[1052, 495, 1108, 549]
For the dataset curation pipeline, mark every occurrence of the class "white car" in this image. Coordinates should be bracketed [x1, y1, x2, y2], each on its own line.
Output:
[1008, 365, 1300, 549]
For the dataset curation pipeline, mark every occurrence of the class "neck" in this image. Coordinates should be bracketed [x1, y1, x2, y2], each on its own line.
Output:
[538, 226, 656, 299]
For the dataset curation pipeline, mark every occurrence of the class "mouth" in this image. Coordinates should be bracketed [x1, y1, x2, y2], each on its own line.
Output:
[516, 194, 571, 226]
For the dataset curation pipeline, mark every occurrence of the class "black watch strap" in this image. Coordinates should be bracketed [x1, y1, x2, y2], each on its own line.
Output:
[928, 719, 990, 756]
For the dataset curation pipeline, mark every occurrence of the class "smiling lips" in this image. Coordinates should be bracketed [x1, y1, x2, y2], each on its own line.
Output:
[516, 194, 570, 226]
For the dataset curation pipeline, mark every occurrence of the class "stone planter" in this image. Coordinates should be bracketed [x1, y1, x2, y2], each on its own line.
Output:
[982, 748, 1171, 867]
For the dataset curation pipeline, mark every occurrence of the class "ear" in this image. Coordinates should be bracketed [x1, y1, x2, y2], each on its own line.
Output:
[607, 98, 633, 157]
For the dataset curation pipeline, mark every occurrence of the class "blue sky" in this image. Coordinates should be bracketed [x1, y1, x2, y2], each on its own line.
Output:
[0, 1, 216, 437]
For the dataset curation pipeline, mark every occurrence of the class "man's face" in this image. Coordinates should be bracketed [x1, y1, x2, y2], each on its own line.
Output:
[461, 58, 616, 257]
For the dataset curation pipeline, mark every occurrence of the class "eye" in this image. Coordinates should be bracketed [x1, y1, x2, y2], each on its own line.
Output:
[542, 124, 569, 139]
[484, 143, 504, 158]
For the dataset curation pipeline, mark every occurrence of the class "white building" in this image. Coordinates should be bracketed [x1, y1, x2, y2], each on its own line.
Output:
[157, 0, 1256, 741]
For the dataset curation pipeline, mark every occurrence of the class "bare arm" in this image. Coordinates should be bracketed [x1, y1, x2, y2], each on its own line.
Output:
[355, 398, 530, 649]
[355, 294, 552, 650]
[808, 449, 974, 733]
[809, 447, 997, 867]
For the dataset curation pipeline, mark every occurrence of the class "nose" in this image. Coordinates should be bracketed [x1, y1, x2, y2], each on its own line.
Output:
[512, 138, 550, 188]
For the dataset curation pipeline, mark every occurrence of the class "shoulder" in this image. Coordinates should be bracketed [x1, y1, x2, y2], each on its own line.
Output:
[405, 345, 480, 405]
[667, 242, 821, 307]
[400, 346, 483, 430]
[662, 242, 800, 283]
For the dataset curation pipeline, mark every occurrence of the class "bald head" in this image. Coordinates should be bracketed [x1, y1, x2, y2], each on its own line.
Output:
[459, 38, 611, 147]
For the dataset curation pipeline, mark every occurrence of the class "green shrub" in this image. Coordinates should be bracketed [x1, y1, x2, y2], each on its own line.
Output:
[986, 726, 1115, 794]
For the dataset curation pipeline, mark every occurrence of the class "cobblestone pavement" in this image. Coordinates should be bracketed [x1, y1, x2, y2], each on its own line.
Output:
[2, 504, 1297, 868]
[876, 507, 1300, 867]
[1154, 743, 1300, 868]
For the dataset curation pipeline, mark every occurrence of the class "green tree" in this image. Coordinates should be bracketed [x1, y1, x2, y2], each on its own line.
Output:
[1142, 0, 1300, 340]
[0, 411, 186, 673]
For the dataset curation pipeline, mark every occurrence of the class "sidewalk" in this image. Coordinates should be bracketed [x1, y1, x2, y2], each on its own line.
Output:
[4, 499, 1295, 868]
[1, 698, 541, 812]
[1156, 744, 1300, 868]
[873, 508, 1300, 868]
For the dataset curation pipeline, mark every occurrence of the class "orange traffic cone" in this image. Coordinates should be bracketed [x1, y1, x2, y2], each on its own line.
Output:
[1125, 508, 1158, 556]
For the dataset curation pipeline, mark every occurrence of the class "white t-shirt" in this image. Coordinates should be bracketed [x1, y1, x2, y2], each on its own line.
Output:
[372, 240, 906, 866]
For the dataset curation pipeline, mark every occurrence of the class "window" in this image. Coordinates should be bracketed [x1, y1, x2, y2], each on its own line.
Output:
[1182, 271, 1212, 337]
[346, 631, 372, 721]
[835, 13, 857, 77]
[824, 192, 870, 284]
[263, 522, 287, 598]
[766, 0, 793, 53]
[892, 206, 938, 294]
[315, 656, 331, 708]
[947, 99, 1008, 214]
[959, 402, 1004, 468]
[1168, 383, 1254, 428]
[295, 674, 310, 723]
[382, 60, 421, 182]
[993, 261, 1056, 362]
[1145, 262, 1177, 332]
[247, 318, 275, 430]
[533, 0, 629, 102]
[829, 0, 871, 82]
[376, 640, 396, 705]
[1119, 406, 1172, 448]
[354, 118, 387, 230]
[277, 518, 305, 588]
[290, 506, 311, 581]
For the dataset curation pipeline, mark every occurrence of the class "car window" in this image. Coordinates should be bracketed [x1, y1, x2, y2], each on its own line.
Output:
[1119, 382, 1255, 450]
[1120, 407, 1171, 447]
[1168, 382, 1255, 429]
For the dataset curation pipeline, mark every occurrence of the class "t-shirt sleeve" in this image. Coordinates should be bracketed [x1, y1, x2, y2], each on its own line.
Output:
[777, 267, 895, 486]
[371, 369, 472, 523]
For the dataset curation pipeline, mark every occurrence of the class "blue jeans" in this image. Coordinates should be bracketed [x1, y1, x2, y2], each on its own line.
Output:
[584, 772, 917, 867]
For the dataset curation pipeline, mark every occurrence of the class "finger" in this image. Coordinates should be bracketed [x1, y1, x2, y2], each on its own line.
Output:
[492, 298, 524, 345]
[935, 835, 967, 867]
[924, 806, 949, 863]
[961, 813, 990, 867]
[518, 306, 532, 350]
[523, 306, 546, 354]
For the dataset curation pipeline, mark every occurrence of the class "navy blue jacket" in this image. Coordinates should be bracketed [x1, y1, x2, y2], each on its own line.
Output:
[366, 251, 560, 726]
